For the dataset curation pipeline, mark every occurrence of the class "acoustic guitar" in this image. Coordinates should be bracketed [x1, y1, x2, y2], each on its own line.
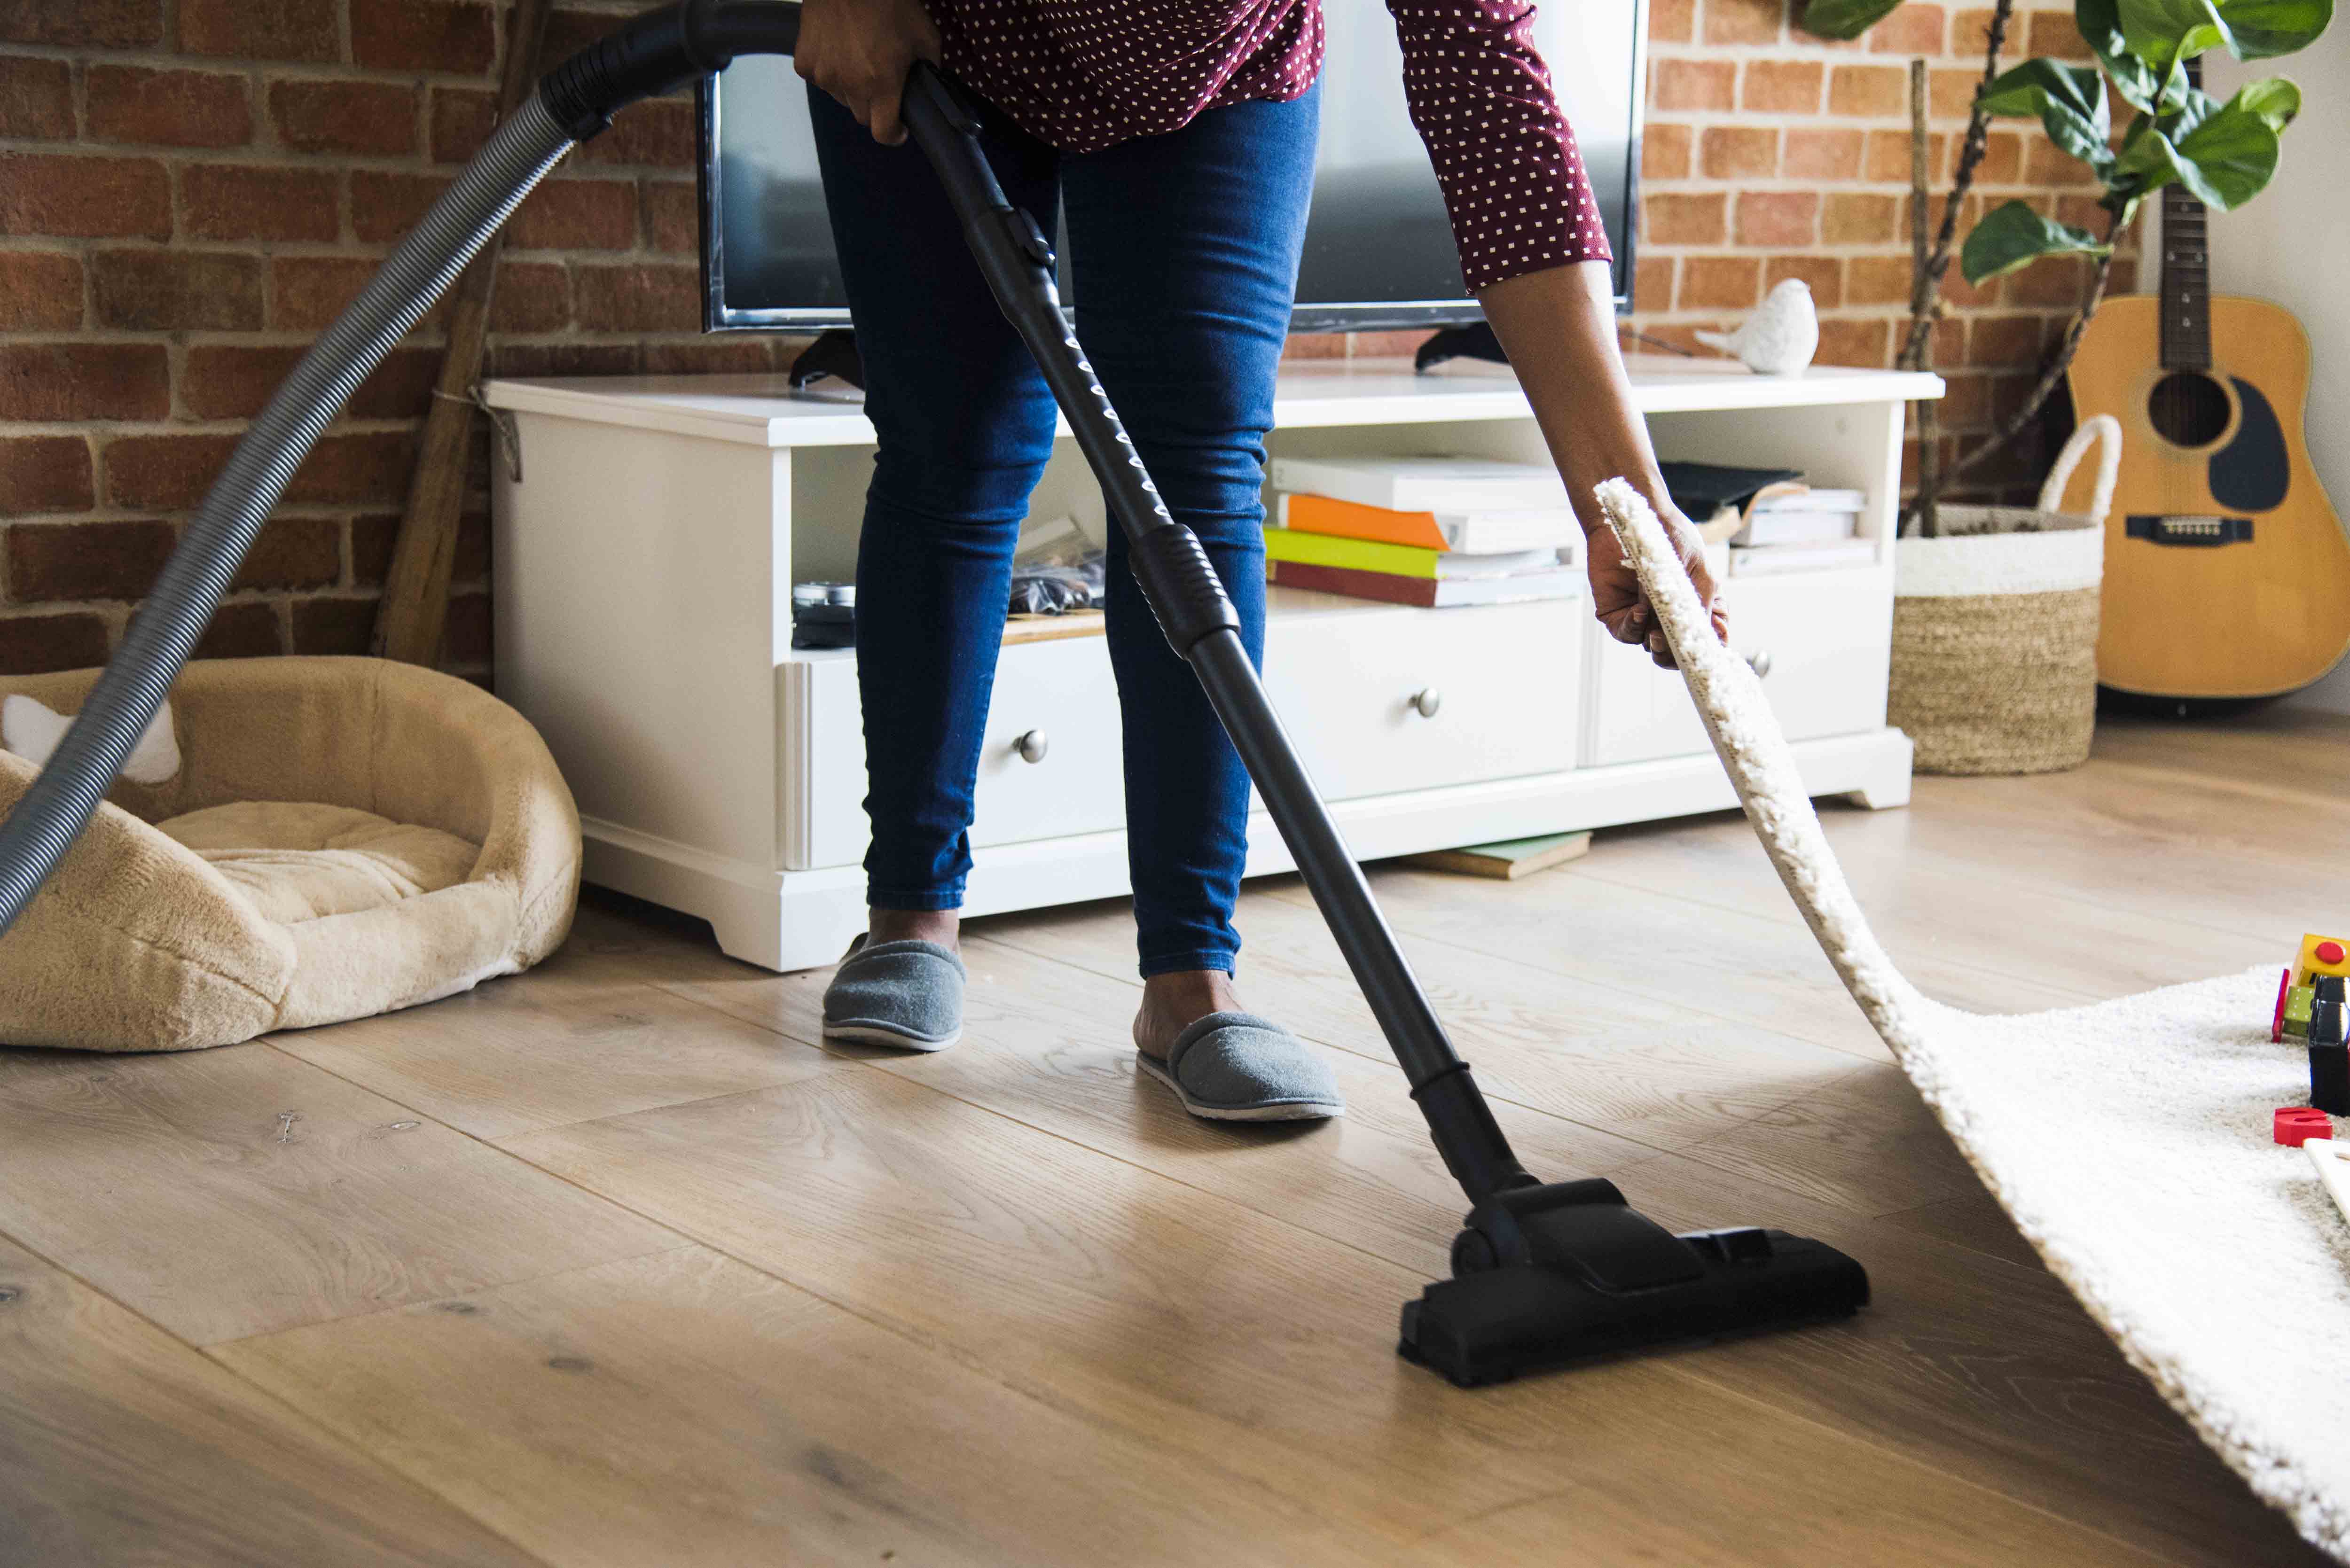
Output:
[2060, 103, 2350, 699]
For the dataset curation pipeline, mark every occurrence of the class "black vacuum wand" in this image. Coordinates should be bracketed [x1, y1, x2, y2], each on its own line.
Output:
[0, 0, 1866, 1386]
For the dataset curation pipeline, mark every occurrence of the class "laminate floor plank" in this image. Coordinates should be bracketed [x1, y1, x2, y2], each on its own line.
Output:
[0, 1233, 543, 1568]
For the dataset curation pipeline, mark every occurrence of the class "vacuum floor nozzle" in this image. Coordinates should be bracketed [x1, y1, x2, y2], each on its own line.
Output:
[1397, 1180, 1869, 1386]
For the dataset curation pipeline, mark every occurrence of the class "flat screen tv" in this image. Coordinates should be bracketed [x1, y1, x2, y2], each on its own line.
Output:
[697, 1, 1647, 333]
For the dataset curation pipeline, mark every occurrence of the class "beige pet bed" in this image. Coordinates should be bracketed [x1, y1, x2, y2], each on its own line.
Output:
[0, 657, 579, 1051]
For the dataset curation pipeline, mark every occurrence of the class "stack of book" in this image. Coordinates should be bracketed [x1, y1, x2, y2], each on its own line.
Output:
[1262, 456, 1582, 608]
[1728, 487, 1872, 576]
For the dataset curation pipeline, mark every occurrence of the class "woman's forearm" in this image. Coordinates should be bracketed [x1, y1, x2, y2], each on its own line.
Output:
[1476, 260, 1672, 536]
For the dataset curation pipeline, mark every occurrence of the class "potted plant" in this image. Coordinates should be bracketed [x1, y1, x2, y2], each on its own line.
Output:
[1800, 0, 2329, 772]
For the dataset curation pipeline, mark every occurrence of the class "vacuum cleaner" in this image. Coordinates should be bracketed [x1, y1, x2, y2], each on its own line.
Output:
[0, 0, 1867, 1386]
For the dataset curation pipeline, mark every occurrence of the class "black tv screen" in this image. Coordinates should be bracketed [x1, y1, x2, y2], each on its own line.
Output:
[697, 1, 1647, 332]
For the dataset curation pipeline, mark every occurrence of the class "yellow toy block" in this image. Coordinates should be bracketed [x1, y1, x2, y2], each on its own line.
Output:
[2296, 933, 2350, 989]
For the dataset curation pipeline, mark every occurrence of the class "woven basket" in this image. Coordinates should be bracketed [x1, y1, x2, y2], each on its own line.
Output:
[1888, 416, 2121, 775]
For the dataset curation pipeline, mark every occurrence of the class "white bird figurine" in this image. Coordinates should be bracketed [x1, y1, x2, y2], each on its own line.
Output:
[1694, 279, 1818, 376]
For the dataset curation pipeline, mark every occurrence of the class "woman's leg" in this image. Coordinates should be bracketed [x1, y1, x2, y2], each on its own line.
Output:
[1060, 86, 1320, 1009]
[808, 85, 1061, 933]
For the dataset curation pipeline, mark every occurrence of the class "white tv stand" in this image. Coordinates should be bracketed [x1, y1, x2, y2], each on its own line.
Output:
[486, 358, 1936, 971]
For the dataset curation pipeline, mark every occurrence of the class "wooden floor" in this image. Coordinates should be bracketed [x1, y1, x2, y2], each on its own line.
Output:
[5, 708, 2345, 1566]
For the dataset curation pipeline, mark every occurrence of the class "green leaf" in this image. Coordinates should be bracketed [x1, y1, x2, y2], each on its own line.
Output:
[1960, 201, 2113, 285]
[1976, 59, 2114, 170]
[2117, 0, 2235, 61]
[2215, 0, 2332, 57]
[1799, 0, 1906, 38]
[2076, 0, 2168, 109]
[2229, 74, 2303, 129]
[2171, 82, 2290, 203]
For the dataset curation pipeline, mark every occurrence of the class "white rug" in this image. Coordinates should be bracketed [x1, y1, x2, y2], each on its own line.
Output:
[1596, 481, 2350, 1562]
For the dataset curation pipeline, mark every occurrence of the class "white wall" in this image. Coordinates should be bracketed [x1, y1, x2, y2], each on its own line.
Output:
[2202, 49, 2350, 712]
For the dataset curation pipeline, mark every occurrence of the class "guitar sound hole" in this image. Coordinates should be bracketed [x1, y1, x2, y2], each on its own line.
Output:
[2147, 371, 2231, 448]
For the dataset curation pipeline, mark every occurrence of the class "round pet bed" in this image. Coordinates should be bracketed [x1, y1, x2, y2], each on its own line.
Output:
[0, 656, 580, 1051]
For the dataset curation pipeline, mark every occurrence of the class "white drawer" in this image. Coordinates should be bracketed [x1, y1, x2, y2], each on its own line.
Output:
[786, 636, 1127, 870]
[1582, 572, 1892, 767]
[1263, 598, 1582, 802]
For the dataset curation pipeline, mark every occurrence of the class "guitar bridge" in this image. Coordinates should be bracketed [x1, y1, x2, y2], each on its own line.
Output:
[2126, 515, 2253, 546]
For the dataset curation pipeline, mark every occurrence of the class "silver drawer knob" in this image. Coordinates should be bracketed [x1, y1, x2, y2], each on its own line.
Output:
[1409, 687, 1443, 719]
[1014, 729, 1050, 764]
[1743, 649, 1774, 679]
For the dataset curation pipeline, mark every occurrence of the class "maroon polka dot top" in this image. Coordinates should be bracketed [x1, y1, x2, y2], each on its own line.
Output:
[927, 0, 1613, 293]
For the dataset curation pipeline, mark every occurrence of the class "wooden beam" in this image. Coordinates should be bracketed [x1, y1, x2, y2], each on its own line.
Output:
[372, 0, 552, 668]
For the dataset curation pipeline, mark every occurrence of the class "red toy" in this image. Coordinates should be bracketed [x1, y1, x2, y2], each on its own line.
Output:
[2275, 1107, 2334, 1147]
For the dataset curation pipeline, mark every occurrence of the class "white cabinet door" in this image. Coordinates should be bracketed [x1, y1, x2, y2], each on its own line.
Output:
[1583, 572, 1892, 767]
[1263, 598, 1582, 801]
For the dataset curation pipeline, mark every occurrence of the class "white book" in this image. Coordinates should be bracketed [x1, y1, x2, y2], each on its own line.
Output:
[1267, 455, 1569, 513]
[1422, 569, 1583, 607]
[1728, 540, 1876, 576]
[1733, 510, 1858, 546]
[1434, 547, 1571, 580]
[1751, 487, 1866, 514]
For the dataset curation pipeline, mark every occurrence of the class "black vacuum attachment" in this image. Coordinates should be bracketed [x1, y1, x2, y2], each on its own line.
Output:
[1399, 1180, 1868, 1385]
[0, 0, 1869, 1386]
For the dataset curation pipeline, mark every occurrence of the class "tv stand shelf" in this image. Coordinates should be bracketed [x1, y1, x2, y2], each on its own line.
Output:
[485, 358, 1937, 970]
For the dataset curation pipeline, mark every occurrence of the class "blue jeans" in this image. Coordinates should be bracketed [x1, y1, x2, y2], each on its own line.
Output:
[811, 81, 1318, 978]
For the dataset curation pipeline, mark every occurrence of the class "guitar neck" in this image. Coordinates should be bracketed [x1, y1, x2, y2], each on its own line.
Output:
[2160, 58, 2213, 372]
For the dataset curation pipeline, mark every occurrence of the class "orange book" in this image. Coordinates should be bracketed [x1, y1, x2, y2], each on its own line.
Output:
[1280, 493, 1451, 550]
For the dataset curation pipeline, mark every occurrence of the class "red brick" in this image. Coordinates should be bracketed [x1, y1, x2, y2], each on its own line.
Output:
[429, 86, 499, 163]
[450, 505, 488, 580]
[1642, 122, 1692, 181]
[1847, 254, 1915, 305]
[1967, 312, 2049, 367]
[1679, 255, 1761, 310]
[352, 171, 453, 244]
[1784, 127, 1864, 180]
[180, 0, 337, 60]
[0, 55, 72, 139]
[1644, 191, 1726, 245]
[351, 0, 496, 72]
[0, 437, 93, 516]
[1631, 256, 1674, 313]
[181, 343, 442, 422]
[1648, 0, 1695, 42]
[508, 178, 637, 250]
[1700, 126, 1778, 179]
[0, 153, 172, 240]
[179, 163, 339, 242]
[1281, 333, 1346, 361]
[0, 610, 110, 671]
[2008, 252, 2093, 306]
[542, 8, 637, 63]
[578, 99, 697, 168]
[192, 601, 283, 659]
[1865, 129, 1943, 183]
[488, 261, 571, 332]
[486, 340, 638, 378]
[1866, 2, 1946, 52]
[352, 513, 400, 585]
[289, 595, 378, 655]
[2026, 138, 2101, 186]
[1742, 59, 1821, 112]
[1973, 130, 2022, 186]
[1653, 59, 1736, 112]
[1950, 7, 2002, 55]
[104, 434, 236, 509]
[1936, 372, 1991, 427]
[0, 250, 82, 329]
[2029, 8, 2092, 58]
[1703, 0, 1784, 44]
[270, 80, 417, 156]
[643, 180, 697, 253]
[287, 432, 415, 505]
[1815, 317, 1891, 367]
[7, 519, 176, 603]
[344, 346, 443, 421]
[1734, 191, 1817, 247]
[0, 343, 170, 421]
[230, 517, 340, 591]
[1829, 64, 1908, 117]
[86, 66, 251, 148]
[0, 0, 158, 47]
[91, 249, 263, 330]
[642, 339, 777, 375]
[270, 256, 379, 330]
[1823, 192, 1899, 243]
[441, 589, 489, 664]
[1766, 254, 1843, 309]
[1930, 67, 1978, 119]
[572, 263, 697, 332]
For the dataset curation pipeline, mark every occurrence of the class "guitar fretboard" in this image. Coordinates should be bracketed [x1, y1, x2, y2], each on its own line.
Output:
[2160, 186, 2211, 370]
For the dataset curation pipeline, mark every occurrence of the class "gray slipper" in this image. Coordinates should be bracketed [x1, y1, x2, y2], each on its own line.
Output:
[1138, 1012, 1345, 1122]
[822, 935, 964, 1051]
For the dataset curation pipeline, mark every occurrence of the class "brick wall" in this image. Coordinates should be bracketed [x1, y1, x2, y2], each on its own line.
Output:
[0, 0, 2135, 680]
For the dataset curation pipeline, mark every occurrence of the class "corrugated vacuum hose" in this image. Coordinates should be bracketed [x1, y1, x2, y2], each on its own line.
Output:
[0, 0, 1868, 1386]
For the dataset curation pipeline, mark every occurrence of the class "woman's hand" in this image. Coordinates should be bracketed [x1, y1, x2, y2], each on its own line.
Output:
[1585, 499, 1728, 670]
[794, 0, 942, 145]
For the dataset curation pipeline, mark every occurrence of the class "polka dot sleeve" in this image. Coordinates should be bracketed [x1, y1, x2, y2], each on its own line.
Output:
[1385, 0, 1612, 292]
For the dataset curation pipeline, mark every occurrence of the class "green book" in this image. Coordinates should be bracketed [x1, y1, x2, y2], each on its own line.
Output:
[1261, 527, 1556, 581]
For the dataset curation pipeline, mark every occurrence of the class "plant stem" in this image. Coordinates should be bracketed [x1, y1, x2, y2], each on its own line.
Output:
[1896, 0, 2013, 374]
[1904, 57, 1941, 538]
[1941, 207, 2123, 485]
